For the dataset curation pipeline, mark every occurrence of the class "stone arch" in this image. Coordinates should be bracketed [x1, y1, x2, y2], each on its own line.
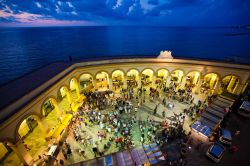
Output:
[203, 73, 220, 90]
[126, 68, 140, 77]
[40, 96, 59, 117]
[141, 68, 154, 86]
[170, 69, 184, 83]
[126, 68, 140, 88]
[69, 77, 81, 102]
[170, 68, 185, 75]
[79, 73, 94, 91]
[220, 74, 241, 94]
[186, 70, 201, 86]
[157, 68, 169, 75]
[69, 77, 79, 91]
[111, 68, 126, 76]
[112, 69, 125, 89]
[156, 68, 169, 78]
[78, 72, 94, 82]
[221, 74, 241, 84]
[15, 112, 43, 142]
[57, 85, 71, 102]
[156, 68, 169, 85]
[141, 68, 155, 75]
[95, 71, 110, 89]
[94, 70, 110, 79]
[57, 85, 72, 112]
[0, 140, 23, 166]
[202, 72, 221, 81]
[111, 69, 125, 78]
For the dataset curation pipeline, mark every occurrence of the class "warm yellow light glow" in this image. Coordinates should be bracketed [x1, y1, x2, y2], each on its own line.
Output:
[158, 69, 168, 79]
[221, 75, 239, 94]
[18, 119, 30, 138]
[80, 74, 93, 81]
[0, 143, 8, 160]
[127, 69, 139, 80]
[171, 70, 183, 83]
[96, 71, 109, 80]
[142, 69, 153, 76]
[142, 69, 154, 82]
[112, 70, 124, 81]
[204, 73, 218, 89]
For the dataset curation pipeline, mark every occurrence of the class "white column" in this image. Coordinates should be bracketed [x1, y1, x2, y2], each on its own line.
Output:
[138, 74, 142, 88]
[195, 79, 203, 94]
[152, 75, 156, 88]
[66, 91, 72, 105]
[92, 79, 97, 90]
[123, 76, 127, 89]
[75, 81, 81, 98]
[213, 80, 221, 94]
[166, 76, 172, 87]
[36, 117, 49, 136]
[8, 141, 33, 165]
[180, 76, 187, 89]
[109, 77, 113, 90]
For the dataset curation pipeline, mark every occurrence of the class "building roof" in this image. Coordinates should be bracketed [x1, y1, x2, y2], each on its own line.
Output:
[0, 57, 249, 124]
[0, 62, 71, 123]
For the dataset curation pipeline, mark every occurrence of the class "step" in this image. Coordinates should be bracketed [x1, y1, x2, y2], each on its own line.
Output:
[209, 104, 226, 114]
[217, 97, 234, 106]
[201, 113, 220, 124]
[219, 95, 235, 102]
[213, 100, 230, 108]
[201, 112, 222, 124]
[206, 107, 225, 118]
[200, 117, 217, 129]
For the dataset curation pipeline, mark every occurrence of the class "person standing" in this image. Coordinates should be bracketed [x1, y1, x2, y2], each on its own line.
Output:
[92, 143, 98, 157]
[153, 104, 158, 115]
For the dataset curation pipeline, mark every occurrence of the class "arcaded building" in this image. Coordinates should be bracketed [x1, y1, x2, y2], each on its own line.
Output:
[0, 58, 249, 165]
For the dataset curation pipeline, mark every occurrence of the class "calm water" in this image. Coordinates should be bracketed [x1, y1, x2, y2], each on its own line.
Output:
[0, 26, 250, 86]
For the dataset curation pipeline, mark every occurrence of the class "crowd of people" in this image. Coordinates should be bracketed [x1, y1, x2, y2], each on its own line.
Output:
[51, 78, 208, 165]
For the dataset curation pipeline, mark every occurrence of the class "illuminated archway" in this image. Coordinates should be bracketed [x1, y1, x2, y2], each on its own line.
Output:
[42, 98, 60, 117]
[70, 78, 81, 102]
[42, 98, 61, 129]
[79, 73, 93, 92]
[127, 69, 139, 88]
[58, 86, 71, 111]
[96, 71, 109, 90]
[156, 69, 169, 85]
[171, 69, 184, 84]
[186, 71, 201, 87]
[203, 73, 219, 90]
[142, 69, 154, 87]
[221, 75, 240, 94]
[112, 70, 124, 90]
[17, 115, 47, 157]
[0, 142, 22, 165]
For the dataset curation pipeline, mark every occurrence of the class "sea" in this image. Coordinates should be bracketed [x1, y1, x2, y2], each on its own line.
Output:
[0, 26, 250, 86]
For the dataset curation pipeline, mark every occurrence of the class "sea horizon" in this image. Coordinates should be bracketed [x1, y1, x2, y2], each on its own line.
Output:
[0, 26, 250, 86]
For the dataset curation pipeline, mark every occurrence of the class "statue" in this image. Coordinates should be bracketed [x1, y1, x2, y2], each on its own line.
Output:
[158, 50, 173, 59]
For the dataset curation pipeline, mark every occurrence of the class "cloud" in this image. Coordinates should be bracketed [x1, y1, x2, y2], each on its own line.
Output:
[0, 9, 44, 23]
[0, 0, 249, 26]
[35, 2, 42, 8]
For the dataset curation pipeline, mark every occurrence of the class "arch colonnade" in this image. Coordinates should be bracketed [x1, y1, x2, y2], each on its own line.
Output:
[0, 61, 249, 165]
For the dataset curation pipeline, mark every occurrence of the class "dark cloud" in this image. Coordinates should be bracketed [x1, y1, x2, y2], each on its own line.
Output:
[0, 0, 249, 26]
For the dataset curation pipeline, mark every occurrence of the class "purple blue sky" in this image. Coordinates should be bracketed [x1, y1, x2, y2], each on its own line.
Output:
[0, 0, 249, 27]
